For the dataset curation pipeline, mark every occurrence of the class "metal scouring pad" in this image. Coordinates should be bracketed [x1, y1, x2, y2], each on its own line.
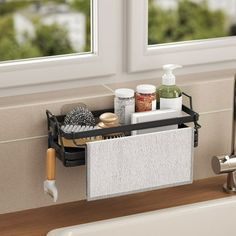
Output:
[64, 106, 96, 127]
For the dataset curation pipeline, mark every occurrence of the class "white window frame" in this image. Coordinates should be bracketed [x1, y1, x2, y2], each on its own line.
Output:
[127, 0, 236, 73]
[0, 0, 118, 90]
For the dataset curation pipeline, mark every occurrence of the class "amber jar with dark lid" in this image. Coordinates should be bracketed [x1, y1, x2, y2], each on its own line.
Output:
[135, 84, 156, 112]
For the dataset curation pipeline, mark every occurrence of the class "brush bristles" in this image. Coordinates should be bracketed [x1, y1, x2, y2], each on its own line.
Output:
[60, 125, 103, 147]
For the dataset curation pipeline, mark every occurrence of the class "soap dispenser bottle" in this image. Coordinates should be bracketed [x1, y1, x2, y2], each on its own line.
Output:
[157, 64, 182, 111]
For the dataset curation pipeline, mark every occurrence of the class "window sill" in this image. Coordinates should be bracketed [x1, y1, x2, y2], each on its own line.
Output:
[0, 67, 234, 108]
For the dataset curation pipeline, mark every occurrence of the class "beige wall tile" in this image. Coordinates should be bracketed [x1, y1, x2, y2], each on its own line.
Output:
[0, 95, 114, 142]
[0, 85, 112, 108]
[0, 77, 233, 142]
[0, 137, 86, 214]
[181, 78, 234, 113]
[0, 77, 234, 214]
[193, 110, 232, 179]
[105, 78, 234, 113]
[0, 110, 232, 214]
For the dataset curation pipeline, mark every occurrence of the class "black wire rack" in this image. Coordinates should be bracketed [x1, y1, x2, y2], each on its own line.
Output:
[46, 94, 201, 167]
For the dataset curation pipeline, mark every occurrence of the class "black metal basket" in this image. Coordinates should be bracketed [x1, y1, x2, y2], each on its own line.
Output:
[46, 93, 201, 167]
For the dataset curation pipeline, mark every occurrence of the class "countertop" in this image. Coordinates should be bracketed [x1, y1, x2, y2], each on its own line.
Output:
[0, 176, 232, 236]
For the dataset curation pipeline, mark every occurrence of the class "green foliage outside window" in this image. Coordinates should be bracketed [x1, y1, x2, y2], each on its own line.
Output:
[71, 0, 91, 52]
[33, 24, 75, 56]
[0, 0, 235, 61]
[0, 0, 91, 61]
[148, 0, 235, 45]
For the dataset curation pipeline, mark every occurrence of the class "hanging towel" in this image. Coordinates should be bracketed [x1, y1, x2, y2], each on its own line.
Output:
[87, 127, 193, 200]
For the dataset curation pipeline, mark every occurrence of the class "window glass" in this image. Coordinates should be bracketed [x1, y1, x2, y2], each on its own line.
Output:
[148, 0, 236, 45]
[0, 0, 91, 62]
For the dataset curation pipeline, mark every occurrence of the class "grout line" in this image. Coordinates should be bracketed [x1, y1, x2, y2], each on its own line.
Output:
[102, 84, 115, 93]
[0, 135, 47, 145]
[199, 108, 232, 115]
[179, 77, 233, 87]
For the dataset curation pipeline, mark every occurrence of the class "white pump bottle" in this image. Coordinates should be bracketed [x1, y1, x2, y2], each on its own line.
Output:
[157, 64, 183, 111]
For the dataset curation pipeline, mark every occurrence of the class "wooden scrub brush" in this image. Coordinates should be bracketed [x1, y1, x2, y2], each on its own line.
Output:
[98, 112, 124, 139]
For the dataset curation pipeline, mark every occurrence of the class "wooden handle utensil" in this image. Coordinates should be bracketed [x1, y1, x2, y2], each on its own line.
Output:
[46, 148, 56, 180]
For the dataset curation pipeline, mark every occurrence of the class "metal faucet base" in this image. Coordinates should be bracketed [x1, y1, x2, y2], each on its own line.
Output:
[223, 183, 236, 194]
[222, 171, 236, 194]
[212, 76, 236, 193]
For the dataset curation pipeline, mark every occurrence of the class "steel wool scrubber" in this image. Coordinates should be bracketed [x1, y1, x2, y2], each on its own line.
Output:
[61, 106, 98, 147]
[64, 106, 96, 126]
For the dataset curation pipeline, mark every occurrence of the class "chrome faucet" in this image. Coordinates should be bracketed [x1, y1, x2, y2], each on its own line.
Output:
[212, 75, 236, 193]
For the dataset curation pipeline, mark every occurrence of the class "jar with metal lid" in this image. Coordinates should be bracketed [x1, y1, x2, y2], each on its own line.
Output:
[114, 88, 135, 125]
[135, 84, 156, 112]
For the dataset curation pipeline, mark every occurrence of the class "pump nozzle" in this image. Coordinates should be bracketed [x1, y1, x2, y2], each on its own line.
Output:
[162, 64, 182, 86]
[163, 64, 182, 71]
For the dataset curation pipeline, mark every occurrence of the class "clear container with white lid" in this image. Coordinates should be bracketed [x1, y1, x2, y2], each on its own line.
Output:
[114, 88, 135, 125]
[135, 84, 156, 112]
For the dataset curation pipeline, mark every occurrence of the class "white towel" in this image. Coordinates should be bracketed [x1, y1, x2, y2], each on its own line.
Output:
[87, 127, 193, 200]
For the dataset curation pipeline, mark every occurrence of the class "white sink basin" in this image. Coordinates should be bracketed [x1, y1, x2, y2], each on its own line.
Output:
[47, 197, 236, 236]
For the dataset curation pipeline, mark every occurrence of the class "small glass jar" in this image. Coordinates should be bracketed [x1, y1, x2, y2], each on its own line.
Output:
[135, 84, 156, 112]
[114, 88, 135, 125]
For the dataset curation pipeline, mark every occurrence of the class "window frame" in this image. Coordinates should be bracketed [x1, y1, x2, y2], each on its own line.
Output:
[0, 0, 118, 90]
[127, 0, 236, 73]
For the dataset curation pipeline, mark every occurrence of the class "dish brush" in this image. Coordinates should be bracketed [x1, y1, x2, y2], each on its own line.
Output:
[98, 112, 124, 139]
[60, 125, 103, 147]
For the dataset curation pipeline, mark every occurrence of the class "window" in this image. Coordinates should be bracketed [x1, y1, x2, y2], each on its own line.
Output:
[0, 0, 118, 95]
[128, 0, 236, 73]
[0, 0, 91, 62]
[148, 0, 236, 46]
[1, 0, 235, 96]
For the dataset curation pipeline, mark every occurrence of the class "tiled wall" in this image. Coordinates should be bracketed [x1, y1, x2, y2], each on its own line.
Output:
[0, 75, 234, 214]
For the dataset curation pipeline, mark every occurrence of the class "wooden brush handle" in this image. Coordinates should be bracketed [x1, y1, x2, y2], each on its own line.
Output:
[46, 148, 56, 180]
